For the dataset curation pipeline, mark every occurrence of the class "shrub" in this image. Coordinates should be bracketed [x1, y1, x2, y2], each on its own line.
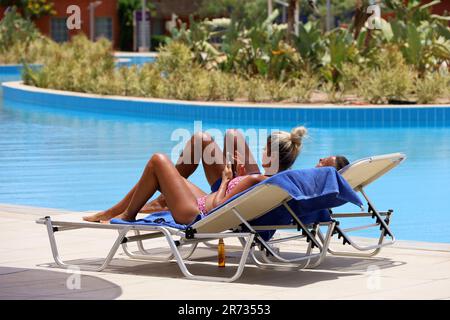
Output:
[138, 64, 167, 98]
[415, 73, 447, 104]
[205, 70, 223, 101]
[246, 77, 268, 102]
[0, 7, 39, 51]
[165, 67, 208, 101]
[23, 35, 115, 93]
[0, 7, 57, 64]
[322, 82, 345, 104]
[155, 41, 193, 74]
[266, 80, 289, 102]
[222, 73, 243, 101]
[289, 76, 318, 103]
[357, 49, 416, 104]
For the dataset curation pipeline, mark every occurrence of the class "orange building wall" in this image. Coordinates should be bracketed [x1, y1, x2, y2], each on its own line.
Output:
[1, 0, 119, 48]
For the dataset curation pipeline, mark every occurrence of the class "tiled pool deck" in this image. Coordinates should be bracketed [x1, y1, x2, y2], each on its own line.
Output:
[1, 203, 449, 300]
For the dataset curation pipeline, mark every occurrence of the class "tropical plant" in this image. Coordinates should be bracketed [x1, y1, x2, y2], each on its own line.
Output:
[0, 6, 39, 51]
[292, 21, 326, 73]
[321, 28, 360, 85]
[197, 0, 268, 28]
[0, 7, 56, 64]
[0, 0, 55, 20]
[169, 17, 226, 70]
[219, 10, 304, 80]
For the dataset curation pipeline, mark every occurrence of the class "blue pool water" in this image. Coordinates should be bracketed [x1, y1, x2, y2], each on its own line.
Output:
[1, 72, 450, 243]
[115, 55, 156, 68]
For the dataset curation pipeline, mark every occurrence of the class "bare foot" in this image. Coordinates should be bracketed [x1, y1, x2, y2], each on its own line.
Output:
[83, 210, 119, 223]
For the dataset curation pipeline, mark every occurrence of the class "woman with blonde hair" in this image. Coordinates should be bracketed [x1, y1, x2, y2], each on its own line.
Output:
[84, 126, 308, 224]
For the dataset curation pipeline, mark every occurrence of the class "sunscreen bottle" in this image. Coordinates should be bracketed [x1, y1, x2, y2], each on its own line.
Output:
[218, 238, 225, 267]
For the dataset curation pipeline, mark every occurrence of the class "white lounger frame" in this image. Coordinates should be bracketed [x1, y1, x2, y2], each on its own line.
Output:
[36, 153, 405, 281]
[315, 153, 406, 257]
[36, 184, 335, 282]
[208, 153, 406, 267]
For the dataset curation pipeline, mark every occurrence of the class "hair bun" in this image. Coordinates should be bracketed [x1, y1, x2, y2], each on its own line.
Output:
[290, 126, 307, 146]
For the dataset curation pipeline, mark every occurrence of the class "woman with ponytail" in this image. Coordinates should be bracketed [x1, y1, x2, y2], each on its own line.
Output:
[84, 126, 308, 224]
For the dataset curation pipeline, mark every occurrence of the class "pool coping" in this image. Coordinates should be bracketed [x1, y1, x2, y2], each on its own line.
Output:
[3, 80, 450, 110]
[3, 80, 450, 127]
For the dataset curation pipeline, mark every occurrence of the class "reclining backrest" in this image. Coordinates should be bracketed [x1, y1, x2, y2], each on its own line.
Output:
[339, 153, 406, 191]
[191, 184, 290, 234]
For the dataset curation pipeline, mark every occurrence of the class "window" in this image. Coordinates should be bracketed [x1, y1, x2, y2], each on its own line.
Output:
[50, 18, 69, 43]
[95, 17, 113, 41]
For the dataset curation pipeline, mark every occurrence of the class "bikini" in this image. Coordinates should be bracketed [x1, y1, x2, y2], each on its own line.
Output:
[196, 176, 246, 216]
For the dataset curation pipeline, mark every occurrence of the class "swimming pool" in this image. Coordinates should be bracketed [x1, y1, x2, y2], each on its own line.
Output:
[1, 72, 450, 243]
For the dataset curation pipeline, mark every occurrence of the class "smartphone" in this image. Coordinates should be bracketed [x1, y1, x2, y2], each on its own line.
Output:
[226, 152, 233, 166]
[226, 152, 236, 177]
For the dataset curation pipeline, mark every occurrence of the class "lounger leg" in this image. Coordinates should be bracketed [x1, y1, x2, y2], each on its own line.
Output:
[121, 230, 198, 262]
[318, 211, 393, 257]
[43, 217, 130, 272]
[231, 206, 323, 270]
[306, 221, 335, 268]
[249, 244, 313, 271]
[249, 223, 335, 271]
[157, 227, 255, 282]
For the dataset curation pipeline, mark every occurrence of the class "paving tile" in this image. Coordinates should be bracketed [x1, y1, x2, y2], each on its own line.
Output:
[1, 203, 450, 300]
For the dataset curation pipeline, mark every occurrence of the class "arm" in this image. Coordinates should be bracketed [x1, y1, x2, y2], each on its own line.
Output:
[212, 164, 233, 208]
[212, 177, 231, 208]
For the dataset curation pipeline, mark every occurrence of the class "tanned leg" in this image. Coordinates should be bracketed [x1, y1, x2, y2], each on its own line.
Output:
[116, 153, 201, 225]
[83, 158, 206, 222]
[175, 131, 226, 185]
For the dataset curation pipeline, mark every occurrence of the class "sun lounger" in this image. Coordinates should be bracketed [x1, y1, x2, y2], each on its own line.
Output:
[36, 167, 361, 282]
[314, 152, 407, 258]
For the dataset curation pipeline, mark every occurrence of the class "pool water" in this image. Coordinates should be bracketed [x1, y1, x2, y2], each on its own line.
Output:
[1, 73, 450, 243]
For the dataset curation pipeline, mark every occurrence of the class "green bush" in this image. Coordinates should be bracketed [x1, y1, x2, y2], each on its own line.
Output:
[357, 50, 416, 104]
[415, 73, 447, 104]
[0, 7, 57, 64]
[165, 67, 209, 101]
[289, 76, 318, 103]
[155, 41, 193, 74]
[23, 35, 115, 92]
[222, 73, 243, 101]
[138, 64, 167, 98]
[246, 77, 267, 102]
[266, 80, 289, 102]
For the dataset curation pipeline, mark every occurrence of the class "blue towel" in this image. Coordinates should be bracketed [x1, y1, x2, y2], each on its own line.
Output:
[110, 210, 204, 230]
[111, 167, 362, 240]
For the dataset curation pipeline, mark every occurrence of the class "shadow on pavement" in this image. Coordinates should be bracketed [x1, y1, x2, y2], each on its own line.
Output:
[0, 266, 122, 300]
[35, 245, 405, 288]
